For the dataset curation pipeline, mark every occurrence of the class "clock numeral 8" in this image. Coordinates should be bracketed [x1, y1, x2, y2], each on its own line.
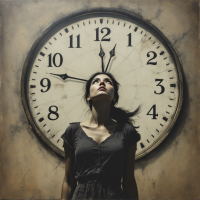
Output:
[48, 105, 59, 120]
[147, 105, 158, 119]
[95, 27, 111, 41]
[40, 78, 51, 92]
[48, 53, 63, 67]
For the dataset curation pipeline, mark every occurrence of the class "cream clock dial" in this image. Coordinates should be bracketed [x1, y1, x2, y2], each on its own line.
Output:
[21, 11, 183, 159]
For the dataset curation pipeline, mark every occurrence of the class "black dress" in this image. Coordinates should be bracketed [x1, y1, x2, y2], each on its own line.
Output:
[61, 122, 141, 200]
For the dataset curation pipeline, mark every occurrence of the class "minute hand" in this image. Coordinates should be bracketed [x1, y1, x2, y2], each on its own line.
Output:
[49, 73, 87, 82]
[105, 44, 117, 73]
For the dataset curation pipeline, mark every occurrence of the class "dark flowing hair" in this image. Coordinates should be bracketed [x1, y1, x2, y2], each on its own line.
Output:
[83, 72, 140, 126]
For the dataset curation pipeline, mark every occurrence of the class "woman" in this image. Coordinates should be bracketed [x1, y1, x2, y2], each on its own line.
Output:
[61, 72, 141, 200]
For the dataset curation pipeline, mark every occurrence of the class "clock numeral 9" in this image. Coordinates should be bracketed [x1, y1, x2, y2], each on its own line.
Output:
[95, 27, 111, 41]
[147, 51, 157, 65]
[48, 105, 59, 120]
[69, 34, 81, 48]
[40, 78, 51, 92]
[48, 53, 63, 67]
[155, 79, 165, 94]
[147, 105, 158, 119]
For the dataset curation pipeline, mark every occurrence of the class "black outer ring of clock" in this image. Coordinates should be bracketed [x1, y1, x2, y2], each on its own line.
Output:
[21, 8, 183, 159]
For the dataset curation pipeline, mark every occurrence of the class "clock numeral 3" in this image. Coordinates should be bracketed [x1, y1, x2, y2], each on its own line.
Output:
[95, 27, 111, 41]
[40, 78, 51, 92]
[48, 53, 63, 67]
[147, 105, 158, 119]
[147, 51, 157, 65]
[69, 34, 81, 48]
[155, 79, 165, 94]
[48, 105, 59, 120]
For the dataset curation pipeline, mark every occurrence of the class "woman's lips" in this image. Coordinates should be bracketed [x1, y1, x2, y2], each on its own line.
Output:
[98, 87, 106, 90]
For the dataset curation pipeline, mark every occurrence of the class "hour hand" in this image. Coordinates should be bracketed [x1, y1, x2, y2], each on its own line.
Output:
[99, 43, 105, 72]
[105, 44, 117, 73]
[49, 73, 87, 82]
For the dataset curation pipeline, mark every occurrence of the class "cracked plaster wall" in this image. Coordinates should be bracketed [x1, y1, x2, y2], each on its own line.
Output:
[0, 0, 199, 199]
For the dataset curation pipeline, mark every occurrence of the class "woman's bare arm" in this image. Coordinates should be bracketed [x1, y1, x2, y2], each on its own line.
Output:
[61, 142, 77, 200]
[122, 143, 139, 200]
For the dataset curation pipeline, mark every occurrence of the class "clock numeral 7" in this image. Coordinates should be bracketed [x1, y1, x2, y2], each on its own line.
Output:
[40, 78, 51, 92]
[95, 27, 111, 41]
[147, 105, 158, 119]
[48, 53, 63, 67]
[48, 105, 59, 120]
[155, 79, 165, 94]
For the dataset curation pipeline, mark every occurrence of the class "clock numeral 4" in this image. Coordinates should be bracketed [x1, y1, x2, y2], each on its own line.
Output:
[147, 105, 158, 119]
[155, 79, 165, 94]
[69, 34, 81, 48]
[48, 53, 63, 67]
[40, 78, 51, 92]
[147, 51, 157, 65]
[48, 105, 59, 120]
[95, 27, 111, 41]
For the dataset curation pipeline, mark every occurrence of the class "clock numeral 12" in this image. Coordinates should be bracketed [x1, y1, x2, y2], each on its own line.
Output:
[147, 105, 158, 119]
[69, 34, 81, 48]
[95, 27, 111, 41]
[48, 53, 63, 67]
[48, 105, 59, 120]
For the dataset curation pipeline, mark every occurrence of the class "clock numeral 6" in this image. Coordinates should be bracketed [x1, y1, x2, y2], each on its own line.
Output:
[48, 105, 59, 120]
[147, 105, 158, 119]
[48, 53, 63, 67]
[155, 79, 165, 94]
[40, 78, 51, 92]
[147, 51, 157, 65]
[95, 27, 111, 41]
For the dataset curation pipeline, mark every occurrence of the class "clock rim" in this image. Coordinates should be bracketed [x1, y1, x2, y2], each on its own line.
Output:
[21, 8, 183, 160]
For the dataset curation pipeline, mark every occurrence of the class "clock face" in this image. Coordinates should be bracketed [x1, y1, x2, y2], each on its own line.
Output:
[21, 11, 183, 159]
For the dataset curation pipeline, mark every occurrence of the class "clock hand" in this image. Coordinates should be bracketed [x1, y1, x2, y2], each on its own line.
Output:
[105, 44, 117, 73]
[49, 73, 87, 82]
[99, 43, 105, 72]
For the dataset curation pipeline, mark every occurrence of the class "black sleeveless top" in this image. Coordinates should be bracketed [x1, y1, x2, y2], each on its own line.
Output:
[61, 122, 141, 184]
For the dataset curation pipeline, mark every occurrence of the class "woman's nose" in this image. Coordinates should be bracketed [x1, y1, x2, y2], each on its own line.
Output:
[99, 80, 105, 86]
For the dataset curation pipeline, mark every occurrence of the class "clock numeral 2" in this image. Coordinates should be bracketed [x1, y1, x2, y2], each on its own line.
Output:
[48, 53, 63, 67]
[40, 78, 51, 92]
[147, 51, 157, 65]
[155, 79, 165, 94]
[147, 105, 158, 119]
[95, 27, 111, 41]
[69, 34, 81, 48]
[48, 105, 59, 120]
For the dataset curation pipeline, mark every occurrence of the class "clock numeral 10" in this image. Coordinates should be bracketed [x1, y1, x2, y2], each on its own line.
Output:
[69, 34, 81, 48]
[48, 105, 59, 120]
[48, 53, 63, 67]
[147, 105, 158, 119]
[95, 27, 111, 41]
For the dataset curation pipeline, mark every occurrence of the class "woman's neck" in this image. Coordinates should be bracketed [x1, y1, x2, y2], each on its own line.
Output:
[89, 101, 112, 127]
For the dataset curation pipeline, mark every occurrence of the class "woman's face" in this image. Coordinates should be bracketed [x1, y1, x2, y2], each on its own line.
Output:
[87, 74, 115, 103]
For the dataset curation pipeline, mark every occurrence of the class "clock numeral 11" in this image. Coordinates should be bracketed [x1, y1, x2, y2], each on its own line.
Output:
[69, 34, 81, 48]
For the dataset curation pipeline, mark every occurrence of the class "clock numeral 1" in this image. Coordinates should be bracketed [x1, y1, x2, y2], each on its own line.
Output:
[127, 33, 132, 47]
[48, 105, 59, 120]
[69, 34, 81, 48]
[48, 53, 63, 67]
[147, 105, 158, 119]
[94, 27, 111, 41]
[154, 79, 165, 94]
[147, 51, 157, 65]
[40, 78, 51, 92]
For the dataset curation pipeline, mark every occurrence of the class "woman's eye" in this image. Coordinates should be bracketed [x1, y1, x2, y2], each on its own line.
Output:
[93, 79, 98, 84]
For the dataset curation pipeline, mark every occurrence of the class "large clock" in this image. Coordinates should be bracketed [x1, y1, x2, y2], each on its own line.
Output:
[21, 10, 183, 159]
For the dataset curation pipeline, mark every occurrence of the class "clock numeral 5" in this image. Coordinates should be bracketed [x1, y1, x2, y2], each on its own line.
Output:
[95, 27, 111, 41]
[40, 78, 51, 92]
[69, 34, 81, 48]
[48, 105, 59, 120]
[147, 51, 157, 65]
[155, 79, 165, 94]
[48, 53, 63, 67]
[147, 105, 158, 119]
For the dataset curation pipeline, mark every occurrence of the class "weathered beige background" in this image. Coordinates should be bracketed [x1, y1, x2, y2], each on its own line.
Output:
[0, 0, 199, 199]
